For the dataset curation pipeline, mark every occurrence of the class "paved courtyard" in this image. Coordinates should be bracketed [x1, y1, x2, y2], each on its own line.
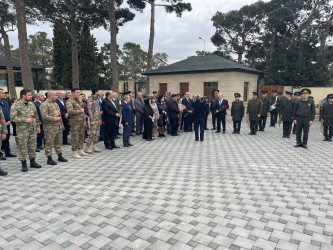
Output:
[0, 120, 332, 250]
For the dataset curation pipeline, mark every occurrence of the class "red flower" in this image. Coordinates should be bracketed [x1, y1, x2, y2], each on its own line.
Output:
[157, 127, 160, 131]
[118, 104, 122, 107]
[101, 121, 106, 125]
[81, 103, 85, 108]
[31, 115, 36, 118]
[0, 119, 2, 124]
[223, 105, 227, 109]
[58, 114, 61, 117]
[167, 122, 170, 125]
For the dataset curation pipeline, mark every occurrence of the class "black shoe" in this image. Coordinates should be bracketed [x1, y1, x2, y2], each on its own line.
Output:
[215, 131, 220, 133]
[35, 148, 40, 152]
[112, 145, 120, 148]
[115, 136, 120, 139]
[124, 144, 129, 147]
[205, 128, 209, 130]
[232, 131, 236, 134]
[22, 161, 28, 172]
[211, 128, 216, 130]
[282, 136, 286, 138]
[58, 154, 68, 162]
[128, 144, 134, 146]
[0, 155, 6, 160]
[195, 138, 199, 141]
[237, 131, 240, 134]
[117, 133, 122, 135]
[161, 134, 166, 137]
[47, 157, 57, 165]
[200, 139, 204, 141]
[5, 153, 16, 157]
[253, 133, 257, 135]
[136, 132, 140, 135]
[171, 134, 179, 136]
[106, 147, 113, 150]
[37, 147, 44, 150]
[30, 159, 42, 168]
[159, 134, 162, 137]
[223, 131, 226, 134]
[0, 168, 8, 176]
[293, 131, 296, 134]
[287, 135, 290, 138]
[329, 138, 332, 142]
[324, 137, 328, 141]
[294, 144, 303, 147]
[302, 144, 308, 149]
[63, 142, 71, 145]
[248, 132, 253, 135]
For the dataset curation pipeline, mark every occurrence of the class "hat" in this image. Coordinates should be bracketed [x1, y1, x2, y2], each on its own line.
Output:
[285, 91, 293, 96]
[234, 93, 241, 97]
[213, 89, 219, 94]
[272, 90, 277, 93]
[327, 94, 333, 99]
[252, 92, 258, 96]
[300, 88, 312, 94]
[123, 91, 132, 95]
[171, 94, 177, 98]
[294, 92, 300, 96]
[261, 91, 267, 94]
[278, 92, 283, 95]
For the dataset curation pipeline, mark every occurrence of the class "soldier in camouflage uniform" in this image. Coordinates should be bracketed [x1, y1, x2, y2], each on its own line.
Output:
[40, 91, 68, 165]
[10, 89, 42, 172]
[85, 88, 102, 153]
[0, 108, 8, 176]
[67, 88, 88, 159]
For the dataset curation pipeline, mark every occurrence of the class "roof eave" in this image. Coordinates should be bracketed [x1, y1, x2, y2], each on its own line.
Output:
[144, 68, 262, 76]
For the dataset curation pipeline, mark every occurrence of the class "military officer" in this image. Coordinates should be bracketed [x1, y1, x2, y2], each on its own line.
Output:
[320, 94, 333, 141]
[67, 88, 88, 159]
[231, 93, 244, 134]
[246, 92, 263, 135]
[280, 91, 294, 138]
[293, 88, 316, 148]
[0, 108, 8, 176]
[292, 92, 301, 134]
[85, 88, 102, 153]
[11, 89, 42, 172]
[40, 91, 68, 165]
[259, 91, 270, 132]
[210, 90, 219, 130]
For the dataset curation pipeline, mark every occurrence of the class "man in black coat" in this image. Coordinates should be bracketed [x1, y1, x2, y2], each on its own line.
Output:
[280, 91, 294, 138]
[181, 92, 193, 132]
[259, 91, 270, 132]
[320, 94, 333, 141]
[192, 96, 207, 141]
[56, 91, 70, 145]
[168, 94, 180, 136]
[102, 92, 121, 149]
[210, 90, 219, 130]
[269, 90, 279, 127]
[231, 93, 244, 134]
[293, 89, 316, 148]
[215, 93, 229, 133]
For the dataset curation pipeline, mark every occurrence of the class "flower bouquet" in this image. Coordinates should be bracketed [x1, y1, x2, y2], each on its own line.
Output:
[117, 104, 122, 114]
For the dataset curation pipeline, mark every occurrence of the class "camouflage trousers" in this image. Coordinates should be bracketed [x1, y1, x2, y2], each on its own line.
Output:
[87, 122, 101, 147]
[70, 120, 85, 151]
[44, 128, 62, 157]
[17, 128, 37, 161]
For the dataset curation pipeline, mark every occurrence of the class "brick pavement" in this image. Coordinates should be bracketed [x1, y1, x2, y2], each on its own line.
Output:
[0, 120, 332, 250]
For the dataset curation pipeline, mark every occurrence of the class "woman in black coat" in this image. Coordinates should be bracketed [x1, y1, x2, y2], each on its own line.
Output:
[142, 98, 154, 141]
[157, 95, 167, 137]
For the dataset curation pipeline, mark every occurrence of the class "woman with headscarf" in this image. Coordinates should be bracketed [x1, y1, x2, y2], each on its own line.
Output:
[142, 98, 154, 141]
[157, 95, 167, 137]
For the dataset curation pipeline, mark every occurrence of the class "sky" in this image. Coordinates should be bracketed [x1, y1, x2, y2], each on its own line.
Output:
[7, 0, 260, 64]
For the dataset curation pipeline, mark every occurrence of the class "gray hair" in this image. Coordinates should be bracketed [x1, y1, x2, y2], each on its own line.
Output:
[123, 95, 130, 101]
[47, 90, 55, 96]
[36, 92, 43, 98]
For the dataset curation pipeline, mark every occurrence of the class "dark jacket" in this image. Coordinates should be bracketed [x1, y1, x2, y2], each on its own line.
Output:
[231, 101, 244, 121]
[192, 101, 206, 120]
[293, 98, 316, 121]
[210, 97, 218, 113]
[34, 101, 43, 123]
[181, 97, 193, 110]
[260, 97, 270, 116]
[215, 99, 229, 116]
[280, 98, 294, 122]
[269, 95, 279, 112]
[0, 99, 10, 121]
[56, 98, 68, 125]
[143, 104, 154, 120]
[247, 98, 263, 121]
[320, 102, 333, 126]
[121, 101, 133, 125]
[102, 98, 118, 124]
[168, 99, 180, 118]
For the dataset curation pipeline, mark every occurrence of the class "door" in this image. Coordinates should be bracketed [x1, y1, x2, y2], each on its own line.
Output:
[204, 82, 218, 100]
[180, 82, 189, 95]
[244, 82, 249, 102]
[159, 83, 167, 94]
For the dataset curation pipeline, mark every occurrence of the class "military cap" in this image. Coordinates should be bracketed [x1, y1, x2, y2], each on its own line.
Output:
[213, 89, 220, 94]
[261, 91, 268, 94]
[327, 94, 333, 99]
[123, 91, 132, 95]
[234, 93, 241, 97]
[300, 88, 311, 94]
[271, 90, 277, 93]
[285, 91, 293, 96]
[278, 92, 283, 95]
[294, 92, 300, 96]
[252, 92, 258, 96]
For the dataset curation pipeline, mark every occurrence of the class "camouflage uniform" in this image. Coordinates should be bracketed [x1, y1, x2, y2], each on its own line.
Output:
[0, 109, 8, 149]
[40, 99, 63, 157]
[87, 95, 102, 147]
[11, 100, 40, 161]
[67, 97, 86, 151]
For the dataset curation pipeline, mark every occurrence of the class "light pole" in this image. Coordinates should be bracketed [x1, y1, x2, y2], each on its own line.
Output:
[198, 37, 206, 55]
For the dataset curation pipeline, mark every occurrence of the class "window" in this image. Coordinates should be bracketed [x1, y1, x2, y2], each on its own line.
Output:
[159, 83, 167, 94]
[204, 82, 218, 100]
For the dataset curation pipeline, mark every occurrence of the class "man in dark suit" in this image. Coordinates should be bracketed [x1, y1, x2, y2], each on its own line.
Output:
[0, 88, 17, 159]
[181, 92, 193, 132]
[102, 91, 120, 149]
[210, 90, 219, 130]
[134, 92, 144, 135]
[121, 94, 134, 147]
[215, 93, 229, 133]
[34, 92, 45, 151]
[259, 91, 270, 132]
[269, 90, 279, 126]
[280, 91, 295, 138]
[56, 91, 70, 145]
[192, 96, 207, 141]
[168, 94, 180, 136]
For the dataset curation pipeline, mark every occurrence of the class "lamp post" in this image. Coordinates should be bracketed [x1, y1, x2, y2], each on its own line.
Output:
[198, 37, 206, 55]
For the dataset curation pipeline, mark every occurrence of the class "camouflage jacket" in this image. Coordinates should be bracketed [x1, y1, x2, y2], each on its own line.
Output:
[0, 108, 8, 135]
[40, 99, 63, 130]
[10, 100, 40, 131]
[87, 95, 102, 122]
[66, 97, 86, 122]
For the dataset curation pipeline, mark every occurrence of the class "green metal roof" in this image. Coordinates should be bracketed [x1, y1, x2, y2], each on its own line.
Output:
[0, 55, 44, 71]
[144, 55, 261, 76]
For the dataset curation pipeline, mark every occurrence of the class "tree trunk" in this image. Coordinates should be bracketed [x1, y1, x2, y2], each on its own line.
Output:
[237, 52, 242, 64]
[108, 0, 119, 92]
[269, 29, 277, 63]
[319, 10, 333, 58]
[70, 0, 79, 89]
[15, 0, 34, 93]
[0, 28, 17, 99]
[145, 2, 155, 94]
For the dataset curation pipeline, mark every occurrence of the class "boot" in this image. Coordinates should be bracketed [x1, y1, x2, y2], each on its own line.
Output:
[30, 159, 42, 168]
[58, 154, 68, 162]
[22, 161, 28, 172]
[73, 150, 81, 159]
[79, 149, 89, 156]
[93, 145, 102, 153]
[47, 156, 57, 165]
[0, 168, 8, 176]
[85, 146, 93, 154]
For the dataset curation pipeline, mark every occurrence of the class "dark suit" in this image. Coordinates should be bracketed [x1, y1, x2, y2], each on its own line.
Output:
[0, 99, 12, 156]
[168, 99, 180, 136]
[281, 98, 295, 137]
[259, 97, 270, 131]
[121, 101, 133, 146]
[102, 98, 118, 148]
[269, 95, 279, 126]
[56, 98, 70, 144]
[182, 97, 193, 132]
[34, 101, 44, 148]
[134, 98, 144, 133]
[215, 99, 229, 132]
[192, 100, 206, 140]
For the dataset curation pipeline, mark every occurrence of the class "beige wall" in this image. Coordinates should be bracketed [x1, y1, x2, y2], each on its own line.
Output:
[148, 72, 259, 102]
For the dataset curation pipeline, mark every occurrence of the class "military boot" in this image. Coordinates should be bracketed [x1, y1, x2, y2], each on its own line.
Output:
[73, 150, 81, 159]
[22, 161, 28, 172]
[93, 145, 102, 153]
[0, 168, 8, 176]
[30, 159, 42, 168]
[79, 149, 88, 156]
[47, 156, 57, 165]
[85, 146, 93, 154]
[58, 154, 68, 162]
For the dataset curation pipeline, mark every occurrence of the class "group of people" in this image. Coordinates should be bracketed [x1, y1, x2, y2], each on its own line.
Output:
[0, 87, 332, 176]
